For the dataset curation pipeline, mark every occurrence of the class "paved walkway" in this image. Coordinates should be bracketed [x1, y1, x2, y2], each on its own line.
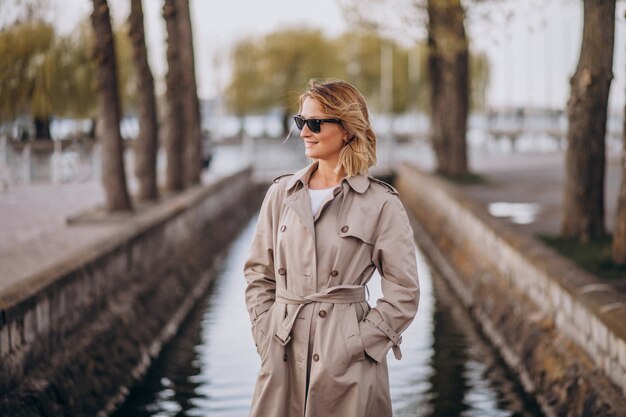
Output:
[0, 148, 247, 297]
[460, 151, 621, 237]
[0, 148, 622, 298]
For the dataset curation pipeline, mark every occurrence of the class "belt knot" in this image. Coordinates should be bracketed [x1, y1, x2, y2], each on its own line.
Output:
[272, 285, 366, 346]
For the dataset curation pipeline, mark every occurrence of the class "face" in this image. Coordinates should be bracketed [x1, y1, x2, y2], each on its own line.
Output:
[298, 97, 345, 163]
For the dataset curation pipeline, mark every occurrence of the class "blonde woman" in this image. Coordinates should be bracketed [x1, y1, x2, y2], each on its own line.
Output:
[244, 80, 420, 417]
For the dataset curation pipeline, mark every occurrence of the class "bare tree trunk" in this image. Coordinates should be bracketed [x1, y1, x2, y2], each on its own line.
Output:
[612, 80, 626, 263]
[129, 0, 158, 201]
[427, 0, 469, 177]
[176, 0, 202, 186]
[163, 0, 184, 191]
[561, 0, 615, 241]
[90, 0, 132, 211]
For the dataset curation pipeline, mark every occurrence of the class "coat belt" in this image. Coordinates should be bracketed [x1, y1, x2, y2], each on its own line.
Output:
[273, 285, 366, 346]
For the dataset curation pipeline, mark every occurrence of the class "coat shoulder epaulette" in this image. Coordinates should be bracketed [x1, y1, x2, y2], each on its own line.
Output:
[368, 176, 399, 195]
[272, 173, 293, 184]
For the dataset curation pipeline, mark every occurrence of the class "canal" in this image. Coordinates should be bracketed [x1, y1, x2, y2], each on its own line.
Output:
[112, 214, 544, 417]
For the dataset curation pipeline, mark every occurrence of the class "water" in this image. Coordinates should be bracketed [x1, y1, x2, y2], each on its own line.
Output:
[112, 216, 544, 417]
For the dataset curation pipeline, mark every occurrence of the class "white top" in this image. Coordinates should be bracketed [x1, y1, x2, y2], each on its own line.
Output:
[308, 187, 335, 215]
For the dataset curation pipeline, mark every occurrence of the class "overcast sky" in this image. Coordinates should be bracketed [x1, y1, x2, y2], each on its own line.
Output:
[39, 0, 626, 112]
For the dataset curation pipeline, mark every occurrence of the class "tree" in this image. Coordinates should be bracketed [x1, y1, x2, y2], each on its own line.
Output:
[0, 22, 58, 138]
[128, 0, 158, 201]
[612, 71, 626, 264]
[226, 39, 266, 118]
[90, 0, 132, 211]
[0, 17, 139, 140]
[337, 32, 384, 106]
[266, 29, 345, 132]
[176, 0, 202, 186]
[469, 50, 490, 112]
[427, 0, 469, 177]
[113, 23, 138, 116]
[55, 23, 98, 121]
[163, 0, 184, 191]
[561, 0, 615, 241]
[225, 26, 488, 138]
[338, 0, 470, 177]
[337, 32, 425, 114]
[227, 29, 344, 134]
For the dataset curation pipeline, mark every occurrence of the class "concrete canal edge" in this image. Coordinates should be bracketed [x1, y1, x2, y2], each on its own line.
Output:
[396, 162, 626, 417]
[0, 167, 265, 416]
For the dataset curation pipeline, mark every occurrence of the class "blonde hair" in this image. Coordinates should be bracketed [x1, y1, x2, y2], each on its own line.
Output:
[298, 79, 376, 177]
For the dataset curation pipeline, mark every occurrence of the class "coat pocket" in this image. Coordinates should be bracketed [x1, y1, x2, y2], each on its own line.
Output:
[342, 303, 366, 365]
[252, 304, 275, 358]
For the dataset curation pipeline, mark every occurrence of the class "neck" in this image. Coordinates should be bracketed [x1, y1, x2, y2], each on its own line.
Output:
[309, 160, 345, 189]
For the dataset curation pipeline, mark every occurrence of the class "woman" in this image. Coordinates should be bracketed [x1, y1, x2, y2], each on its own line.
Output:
[244, 80, 419, 417]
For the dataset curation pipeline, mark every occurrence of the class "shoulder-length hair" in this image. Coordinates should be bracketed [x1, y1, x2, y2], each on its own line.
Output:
[298, 79, 376, 177]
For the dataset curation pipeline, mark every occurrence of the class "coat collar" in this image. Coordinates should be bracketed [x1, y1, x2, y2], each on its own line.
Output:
[285, 161, 370, 194]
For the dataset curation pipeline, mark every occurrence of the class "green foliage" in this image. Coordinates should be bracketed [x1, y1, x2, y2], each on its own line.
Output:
[541, 235, 626, 281]
[52, 21, 97, 119]
[114, 23, 137, 114]
[227, 28, 344, 119]
[337, 32, 383, 106]
[226, 29, 489, 117]
[338, 34, 429, 113]
[406, 43, 430, 112]
[226, 38, 267, 116]
[0, 18, 137, 125]
[0, 21, 55, 120]
[470, 50, 490, 111]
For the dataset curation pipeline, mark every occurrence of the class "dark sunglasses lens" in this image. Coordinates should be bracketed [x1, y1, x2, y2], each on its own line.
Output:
[294, 116, 305, 130]
[307, 120, 321, 133]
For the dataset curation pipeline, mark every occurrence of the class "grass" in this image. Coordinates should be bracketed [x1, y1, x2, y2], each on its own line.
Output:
[437, 172, 487, 185]
[540, 234, 626, 280]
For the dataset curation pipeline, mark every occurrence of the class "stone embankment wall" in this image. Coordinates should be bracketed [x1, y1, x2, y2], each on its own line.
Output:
[396, 163, 626, 417]
[0, 168, 263, 416]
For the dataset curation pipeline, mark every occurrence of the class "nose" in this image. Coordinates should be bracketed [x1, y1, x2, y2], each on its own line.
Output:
[299, 123, 312, 138]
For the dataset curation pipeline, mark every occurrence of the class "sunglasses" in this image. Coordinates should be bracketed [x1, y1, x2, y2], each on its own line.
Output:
[293, 115, 341, 134]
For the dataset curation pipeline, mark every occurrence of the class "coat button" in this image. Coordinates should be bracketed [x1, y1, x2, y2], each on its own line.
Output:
[280, 225, 286, 232]
[330, 270, 338, 277]
[283, 354, 288, 362]
[341, 225, 349, 233]
[313, 354, 320, 362]
[318, 310, 327, 318]
[278, 268, 286, 275]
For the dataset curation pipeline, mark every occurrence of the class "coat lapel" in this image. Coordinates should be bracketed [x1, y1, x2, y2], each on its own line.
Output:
[283, 162, 318, 237]
[285, 188, 315, 237]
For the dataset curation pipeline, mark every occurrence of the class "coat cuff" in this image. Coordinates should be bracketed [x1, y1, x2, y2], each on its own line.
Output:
[359, 311, 403, 363]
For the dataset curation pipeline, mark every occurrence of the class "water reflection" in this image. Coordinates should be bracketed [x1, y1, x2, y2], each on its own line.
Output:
[488, 202, 540, 225]
[113, 215, 543, 417]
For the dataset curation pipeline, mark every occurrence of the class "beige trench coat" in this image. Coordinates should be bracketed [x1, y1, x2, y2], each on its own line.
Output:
[244, 162, 420, 417]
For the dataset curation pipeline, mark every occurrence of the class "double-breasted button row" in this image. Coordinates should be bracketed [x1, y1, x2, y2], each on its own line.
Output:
[278, 268, 286, 275]
[341, 225, 349, 233]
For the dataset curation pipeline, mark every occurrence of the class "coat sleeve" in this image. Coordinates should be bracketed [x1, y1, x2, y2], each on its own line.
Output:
[244, 182, 281, 324]
[359, 196, 420, 363]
